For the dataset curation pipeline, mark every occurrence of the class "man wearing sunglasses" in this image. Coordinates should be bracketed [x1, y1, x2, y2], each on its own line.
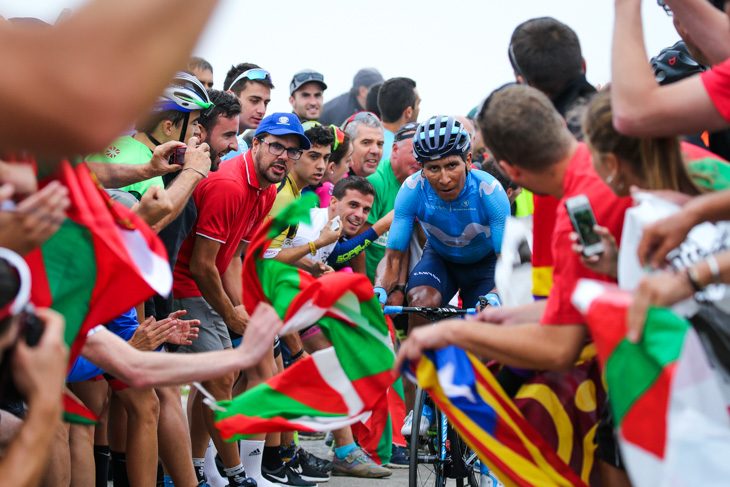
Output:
[289, 69, 327, 123]
[222, 63, 275, 161]
[172, 112, 310, 487]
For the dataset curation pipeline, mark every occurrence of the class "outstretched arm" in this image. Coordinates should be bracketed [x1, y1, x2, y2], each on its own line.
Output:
[81, 302, 281, 389]
[0, 0, 219, 157]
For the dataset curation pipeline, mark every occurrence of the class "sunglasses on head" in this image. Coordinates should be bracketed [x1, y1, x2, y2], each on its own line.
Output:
[293, 72, 324, 83]
[229, 68, 272, 91]
[301, 121, 346, 151]
[341, 111, 380, 130]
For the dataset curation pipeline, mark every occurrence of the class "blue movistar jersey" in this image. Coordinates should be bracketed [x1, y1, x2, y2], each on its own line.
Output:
[387, 170, 510, 264]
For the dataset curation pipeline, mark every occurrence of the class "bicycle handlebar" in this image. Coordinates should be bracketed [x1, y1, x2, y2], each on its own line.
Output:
[383, 306, 477, 316]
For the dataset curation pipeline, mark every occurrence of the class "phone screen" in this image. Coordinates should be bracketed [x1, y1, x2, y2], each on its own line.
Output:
[573, 207, 601, 245]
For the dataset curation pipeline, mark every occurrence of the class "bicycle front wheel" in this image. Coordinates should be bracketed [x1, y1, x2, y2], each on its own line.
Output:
[409, 386, 445, 487]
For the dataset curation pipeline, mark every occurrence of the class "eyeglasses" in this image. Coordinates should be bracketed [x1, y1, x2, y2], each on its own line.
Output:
[258, 138, 303, 160]
[657, 0, 673, 15]
[228, 68, 272, 91]
[341, 111, 380, 130]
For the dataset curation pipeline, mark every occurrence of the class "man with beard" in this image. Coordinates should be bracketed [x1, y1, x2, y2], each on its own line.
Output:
[172, 113, 310, 487]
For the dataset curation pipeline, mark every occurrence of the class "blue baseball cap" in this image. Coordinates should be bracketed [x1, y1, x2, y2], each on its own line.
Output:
[254, 112, 311, 149]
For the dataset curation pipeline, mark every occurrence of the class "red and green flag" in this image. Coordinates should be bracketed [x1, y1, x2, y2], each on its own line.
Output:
[572, 280, 730, 487]
[212, 194, 396, 449]
[26, 161, 171, 366]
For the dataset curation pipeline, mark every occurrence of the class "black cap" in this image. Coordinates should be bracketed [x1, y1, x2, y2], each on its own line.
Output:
[394, 122, 419, 142]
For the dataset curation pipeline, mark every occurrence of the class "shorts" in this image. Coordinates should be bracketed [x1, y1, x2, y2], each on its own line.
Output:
[173, 296, 232, 353]
[407, 242, 497, 309]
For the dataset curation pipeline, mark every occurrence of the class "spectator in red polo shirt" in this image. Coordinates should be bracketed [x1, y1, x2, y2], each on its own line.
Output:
[172, 112, 310, 487]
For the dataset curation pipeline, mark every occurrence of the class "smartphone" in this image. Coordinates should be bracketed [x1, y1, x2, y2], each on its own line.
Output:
[169, 146, 187, 165]
[331, 215, 341, 232]
[565, 195, 605, 257]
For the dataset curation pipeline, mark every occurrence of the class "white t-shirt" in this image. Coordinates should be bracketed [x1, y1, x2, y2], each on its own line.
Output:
[283, 208, 336, 263]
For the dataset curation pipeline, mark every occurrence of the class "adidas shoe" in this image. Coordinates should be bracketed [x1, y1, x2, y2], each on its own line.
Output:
[400, 404, 435, 436]
[332, 448, 392, 478]
[288, 450, 329, 482]
[261, 464, 316, 487]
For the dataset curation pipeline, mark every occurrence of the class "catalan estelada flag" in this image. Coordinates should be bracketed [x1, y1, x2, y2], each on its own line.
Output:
[405, 346, 589, 487]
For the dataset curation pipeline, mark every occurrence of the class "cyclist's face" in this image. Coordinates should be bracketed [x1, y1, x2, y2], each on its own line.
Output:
[332, 189, 373, 236]
[422, 154, 470, 202]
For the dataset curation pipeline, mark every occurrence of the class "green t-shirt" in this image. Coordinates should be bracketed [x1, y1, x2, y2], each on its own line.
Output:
[365, 159, 402, 282]
[85, 135, 163, 198]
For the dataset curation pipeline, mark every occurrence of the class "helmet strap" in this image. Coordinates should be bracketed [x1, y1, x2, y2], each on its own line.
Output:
[178, 112, 190, 144]
[146, 133, 163, 147]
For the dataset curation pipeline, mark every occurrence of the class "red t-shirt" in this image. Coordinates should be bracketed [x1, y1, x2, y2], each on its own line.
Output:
[701, 58, 730, 123]
[172, 151, 276, 299]
[540, 143, 632, 326]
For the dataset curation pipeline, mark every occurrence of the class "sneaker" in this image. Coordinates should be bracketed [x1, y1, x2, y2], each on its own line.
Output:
[288, 450, 329, 482]
[386, 445, 409, 469]
[332, 448, 392, 478]
[400, 405, 434, 436]
[261, 464, 316, 487]
[298, 431, 325, 441]
[298, 448, 333, 474]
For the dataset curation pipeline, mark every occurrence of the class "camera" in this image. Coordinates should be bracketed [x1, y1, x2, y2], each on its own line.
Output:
[0, 304, 45, 404]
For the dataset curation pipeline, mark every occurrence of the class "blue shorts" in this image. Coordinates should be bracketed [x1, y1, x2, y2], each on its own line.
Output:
[407, 242, 497, 309]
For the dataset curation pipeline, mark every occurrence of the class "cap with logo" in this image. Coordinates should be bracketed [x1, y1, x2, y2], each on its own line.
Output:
[255, 112, 311, 149]
[352, 68, 384, 89]
[289, 69, 327, 95]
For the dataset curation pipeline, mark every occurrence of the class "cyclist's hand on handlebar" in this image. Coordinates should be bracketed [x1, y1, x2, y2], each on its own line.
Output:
[394, 325, 451, 372]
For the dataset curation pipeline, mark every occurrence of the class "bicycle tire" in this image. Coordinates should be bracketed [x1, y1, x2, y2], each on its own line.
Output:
[409, 387, 445, 487]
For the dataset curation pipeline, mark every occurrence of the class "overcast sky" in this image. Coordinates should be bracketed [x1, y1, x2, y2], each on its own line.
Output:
[3, 0, 680, 120]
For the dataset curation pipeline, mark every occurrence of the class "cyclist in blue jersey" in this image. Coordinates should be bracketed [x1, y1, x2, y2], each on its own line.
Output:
[375, 114, 510, 315]
[374, 115, 510, 435]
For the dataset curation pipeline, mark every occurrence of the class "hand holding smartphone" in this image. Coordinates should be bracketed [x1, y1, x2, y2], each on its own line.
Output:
[565, 195, 605, 257]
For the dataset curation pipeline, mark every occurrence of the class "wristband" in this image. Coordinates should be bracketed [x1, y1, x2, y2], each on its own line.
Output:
[183, 167, 207, 178]
[390, 284, 407, 296]
[308, 242, 317, 256]
[373, 287, 387, 304]
[290, 349, 304, 360]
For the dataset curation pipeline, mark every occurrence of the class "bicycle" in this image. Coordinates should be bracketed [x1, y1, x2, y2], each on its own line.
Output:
[384, 304, 496, 487]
